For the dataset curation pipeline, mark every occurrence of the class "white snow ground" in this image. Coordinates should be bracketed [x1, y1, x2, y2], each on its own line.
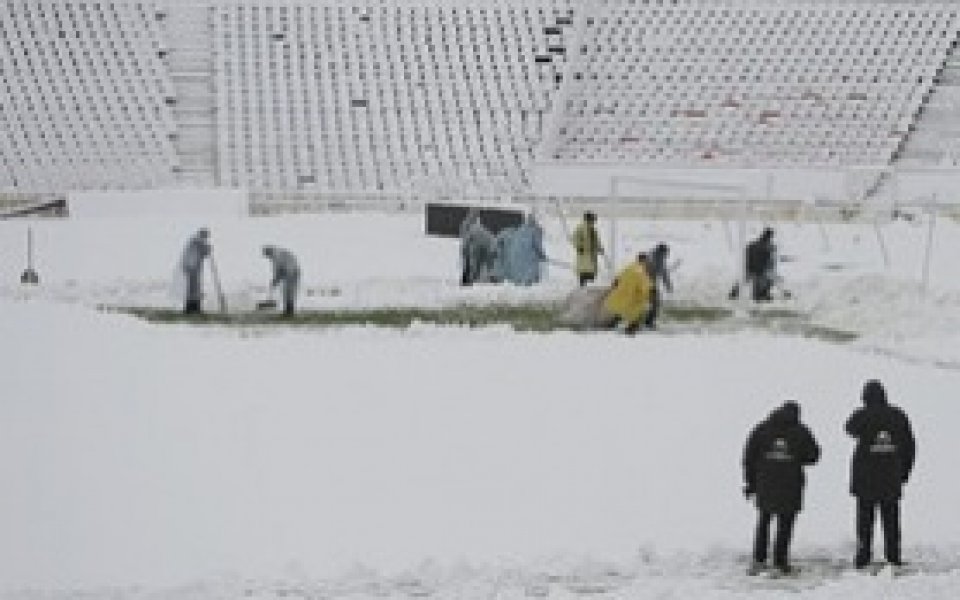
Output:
[1, 211, 960, 599]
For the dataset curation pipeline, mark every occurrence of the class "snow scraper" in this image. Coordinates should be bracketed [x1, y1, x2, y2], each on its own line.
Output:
[208, 252, 228, 313]
[256, 287, 277, 311]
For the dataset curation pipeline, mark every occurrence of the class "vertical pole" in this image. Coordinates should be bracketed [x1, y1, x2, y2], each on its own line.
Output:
[738, 197, 748, 282]
[607, 176, 618, 275]
[892, 169, 900, 215]
[721, 219, 735, 251]
[27, 226, 34, 269]
[209, 253, 228, 314]
[817, 217, 830, 252]
[553, 197, 572, 239]
[21, 225, 40, 285]
[720, 193, 734, 252]
[609, 214, 617, 275]
[813, 204, 830, 252]
[921, 194, 937, 295]
[873, 218, 891, 269]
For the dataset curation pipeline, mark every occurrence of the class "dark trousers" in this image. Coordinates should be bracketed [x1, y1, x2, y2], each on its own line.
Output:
[749, 273, 774, 302]
[578, 272, 596, 287]
[856, 498, 901, 566]
[281, 274, 299, 316]
[644, 287, 661, 328]
[753, 510, 797, 566]
[183, 269, 202, 314]
[604, 317, 640, 335]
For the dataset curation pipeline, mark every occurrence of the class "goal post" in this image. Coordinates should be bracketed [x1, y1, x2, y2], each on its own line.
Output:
[606, 174, 749, 272]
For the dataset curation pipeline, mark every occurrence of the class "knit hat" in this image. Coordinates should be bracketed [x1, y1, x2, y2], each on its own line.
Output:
[862, 379, 887, 406]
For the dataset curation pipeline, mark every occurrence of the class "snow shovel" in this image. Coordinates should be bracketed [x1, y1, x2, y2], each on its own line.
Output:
[208, 252, 228, 313]
[545, 256, 574, 271]
[20, 226, 39, 285]
[728, 280, 741, 300]
[772, 276, 793, 300]
[256, 286, 277, 311]
[667, 257, 683, 274]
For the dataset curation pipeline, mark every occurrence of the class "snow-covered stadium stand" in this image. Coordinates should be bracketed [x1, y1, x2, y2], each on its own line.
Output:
[540, 0, 960, 168]
[212, 0, 573, 194]
[0, 0, 180, 193]
[1, 0, 959, 210]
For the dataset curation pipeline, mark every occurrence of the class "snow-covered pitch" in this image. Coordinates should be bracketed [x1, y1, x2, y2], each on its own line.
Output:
[2, 212, 960, 599]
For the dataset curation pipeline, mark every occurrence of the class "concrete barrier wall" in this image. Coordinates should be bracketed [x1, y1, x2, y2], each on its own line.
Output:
[531, 163, 852, 203]
[894, 169, 960, 203]
[68, 189, 248, 218]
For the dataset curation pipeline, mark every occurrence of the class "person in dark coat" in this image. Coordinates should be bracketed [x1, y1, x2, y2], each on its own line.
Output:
[846, 379, 916, 568]
[572, 211, 604, 286]
[643, 243, 673, 328]
[262, 245, 301, 316]
[459, 211, 498, 286]
[179, 227, 212, 314]
[743, 401, 820, 574]
[744, 227, 777, 302]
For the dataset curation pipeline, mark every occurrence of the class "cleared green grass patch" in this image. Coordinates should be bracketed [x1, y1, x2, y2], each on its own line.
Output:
[110, 303, 856, 343]
[115, 304, 563, 331]
[665, 305, 734, 323]
[798, 324, 859, 343]
[747, 307, 804, 320]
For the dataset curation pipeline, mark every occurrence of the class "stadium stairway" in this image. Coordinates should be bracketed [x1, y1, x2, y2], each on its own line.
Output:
[896, 36, 960, 168]
[161, 3, 218, 187]
[866, 30, 960, 205]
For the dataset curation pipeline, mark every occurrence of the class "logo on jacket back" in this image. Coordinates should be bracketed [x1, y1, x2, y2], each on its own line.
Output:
[765, 437, 794, 461]
[870, 430, 897, 454]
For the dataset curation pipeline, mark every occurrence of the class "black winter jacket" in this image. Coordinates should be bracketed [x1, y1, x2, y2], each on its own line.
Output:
[846, 398, 916, 501]
[646, 248, 673, 292]
[745, 238, 774, 277]
[743, 407, 820, 513]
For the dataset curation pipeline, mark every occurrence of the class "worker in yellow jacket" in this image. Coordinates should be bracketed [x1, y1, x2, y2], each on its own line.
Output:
[601, 253, 654, 334]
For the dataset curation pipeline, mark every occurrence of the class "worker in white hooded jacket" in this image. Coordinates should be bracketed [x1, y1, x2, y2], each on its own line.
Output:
[263, 245, 301, 316]
[179, 228, 212, 314]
